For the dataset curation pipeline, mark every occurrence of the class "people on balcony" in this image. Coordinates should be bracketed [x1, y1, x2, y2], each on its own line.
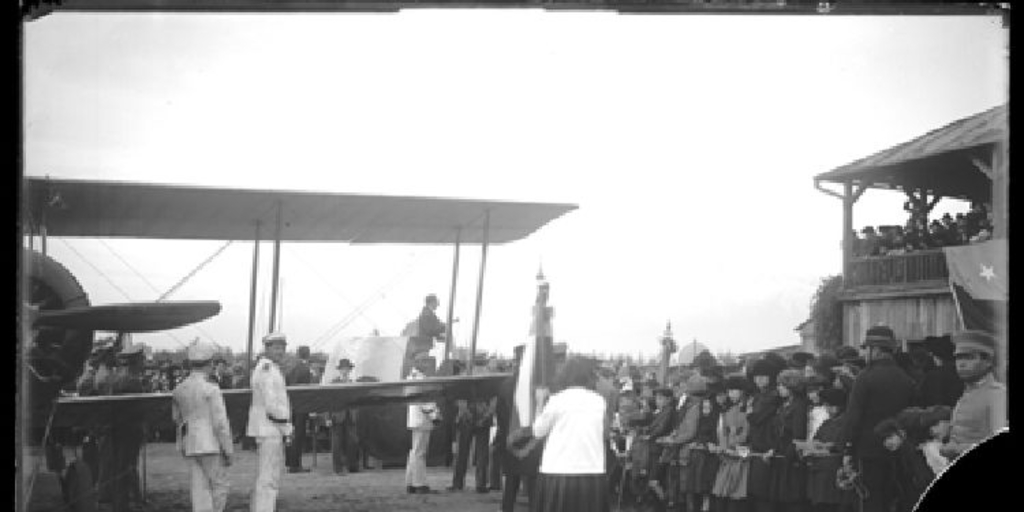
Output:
[852, 202, 993, 258]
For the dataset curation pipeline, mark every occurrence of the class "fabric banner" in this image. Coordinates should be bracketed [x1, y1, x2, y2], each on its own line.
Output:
[943, 239, 1008, 301]
[512, 299, 555, 431]
[320, 336, 409, 384]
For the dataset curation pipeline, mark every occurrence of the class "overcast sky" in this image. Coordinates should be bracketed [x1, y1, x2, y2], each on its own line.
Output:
[23, 10, 1007, 362]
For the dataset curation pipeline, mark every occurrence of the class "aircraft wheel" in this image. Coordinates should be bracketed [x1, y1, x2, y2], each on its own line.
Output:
[61, 460, 97, 512]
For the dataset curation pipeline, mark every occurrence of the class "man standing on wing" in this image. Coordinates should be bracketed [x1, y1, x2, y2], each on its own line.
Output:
[247, 333, 294, 512]
[173, 340, 234, 512]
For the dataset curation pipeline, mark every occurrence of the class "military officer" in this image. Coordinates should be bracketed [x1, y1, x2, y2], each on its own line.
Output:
[173, 340, 234, 512]
[940, 330, 1007, 459]
[247, 333, 294, 512]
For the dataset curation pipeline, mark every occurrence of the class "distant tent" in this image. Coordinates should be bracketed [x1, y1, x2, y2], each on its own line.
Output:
[676, 341, 711, 366]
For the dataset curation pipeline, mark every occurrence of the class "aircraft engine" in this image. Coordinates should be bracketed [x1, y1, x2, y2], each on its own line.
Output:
[23, 248, 93, 440]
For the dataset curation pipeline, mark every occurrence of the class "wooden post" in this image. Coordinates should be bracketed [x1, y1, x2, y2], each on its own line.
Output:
[842, 181, 854, 285]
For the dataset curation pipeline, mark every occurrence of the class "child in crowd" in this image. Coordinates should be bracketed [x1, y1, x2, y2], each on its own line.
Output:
[873, 412, 937, 512]
[800, 387, 855, 512]
[688, 381, 724, 512]
[805, 375, 830, 441]
[919, 407, 952, 476]
[712, 375, 752, 512]
[768, 369, 809, 512]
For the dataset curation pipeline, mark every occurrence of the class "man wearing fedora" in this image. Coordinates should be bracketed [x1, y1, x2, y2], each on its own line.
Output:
[940, 330, 1006, 460]
[329, 358, 360, 475]
[173, 340, 234, 512]
[247, 332, 294, 512]
[838, 326, 917, 512]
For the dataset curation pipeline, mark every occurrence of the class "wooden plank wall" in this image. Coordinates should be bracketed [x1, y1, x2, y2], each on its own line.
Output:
[842, 294, 958, 347]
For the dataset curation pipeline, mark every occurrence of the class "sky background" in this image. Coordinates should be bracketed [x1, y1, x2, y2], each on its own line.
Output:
[23, 10, 1008, 363]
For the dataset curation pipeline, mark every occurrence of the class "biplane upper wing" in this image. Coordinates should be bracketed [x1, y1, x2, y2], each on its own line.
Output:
[25, 177, 577, 245]
[51, 373, 511, 429]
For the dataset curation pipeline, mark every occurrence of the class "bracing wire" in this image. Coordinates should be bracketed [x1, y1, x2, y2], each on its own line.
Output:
[97, 240, 223, 348]
[57, 239, 189, 348]
[309, 252, 425, 351]
[157, 241, 234, 301]
[289, 250, 380, 333]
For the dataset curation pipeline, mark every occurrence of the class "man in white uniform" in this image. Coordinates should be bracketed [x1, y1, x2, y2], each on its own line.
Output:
[247, 333, 294, 512]
[405, 366, 439, 494]
[172, 340, 234, 512]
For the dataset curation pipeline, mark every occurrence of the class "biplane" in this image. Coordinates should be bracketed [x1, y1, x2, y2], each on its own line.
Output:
[19, 176, 576, 511]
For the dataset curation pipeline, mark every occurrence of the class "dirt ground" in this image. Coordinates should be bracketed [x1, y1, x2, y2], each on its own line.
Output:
[26, 442, 533, 512]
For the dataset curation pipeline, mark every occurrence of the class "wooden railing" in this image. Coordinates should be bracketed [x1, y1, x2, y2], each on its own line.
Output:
[845, 249, 949, 288]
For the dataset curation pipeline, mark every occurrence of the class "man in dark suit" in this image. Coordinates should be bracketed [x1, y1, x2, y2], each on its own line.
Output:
[329, 358, 361, 474]
[839, 326, 918, 512]
[410, 294, 446, 357]
[285, 345, 313, 473]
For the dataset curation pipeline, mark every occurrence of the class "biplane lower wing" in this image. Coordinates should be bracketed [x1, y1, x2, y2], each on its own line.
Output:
[52, 373, 511, 429]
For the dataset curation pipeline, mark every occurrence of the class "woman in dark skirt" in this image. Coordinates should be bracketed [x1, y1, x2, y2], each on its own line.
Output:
[513, 357, 609, 512]
[690, 381, 725, 511]
[745, 358, 782, 512]
[768, 369, 809, 512]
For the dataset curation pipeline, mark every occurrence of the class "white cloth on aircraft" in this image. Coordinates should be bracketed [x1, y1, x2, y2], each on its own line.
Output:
[247, 357, 293, 438]
[188, 454, 229, 512]
[405, 429, 431, 487]
[251, 436, 284, 512]
[173, 373, 234, 457]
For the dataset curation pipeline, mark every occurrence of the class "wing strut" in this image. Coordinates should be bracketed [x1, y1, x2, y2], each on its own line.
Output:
[443, 227, 461, 363]
[467, 210, 491, 375]
[246, 220, 262, 378]
[269, 200, 284, 333]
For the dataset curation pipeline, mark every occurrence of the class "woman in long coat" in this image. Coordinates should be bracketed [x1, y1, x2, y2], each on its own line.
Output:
[745, 359, 782, 512]
[768, 369, 809, 512]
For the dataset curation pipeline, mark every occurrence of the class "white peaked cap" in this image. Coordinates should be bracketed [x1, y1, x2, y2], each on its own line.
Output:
[187, 339, 218, 362]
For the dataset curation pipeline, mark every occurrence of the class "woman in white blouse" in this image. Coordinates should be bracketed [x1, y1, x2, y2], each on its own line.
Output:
[513, 357, 609, 512]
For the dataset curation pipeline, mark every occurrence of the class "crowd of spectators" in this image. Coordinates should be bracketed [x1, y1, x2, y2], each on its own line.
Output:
[853, 202, 993, 258]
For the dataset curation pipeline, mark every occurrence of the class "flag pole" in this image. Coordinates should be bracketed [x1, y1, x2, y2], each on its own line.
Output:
[948, 280, 966, 330]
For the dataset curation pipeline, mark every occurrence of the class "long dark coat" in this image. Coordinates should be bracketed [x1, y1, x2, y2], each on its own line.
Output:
[768, 396, 808, 503]
[745, 389, 780, 499]
[839, 358, 918, 460]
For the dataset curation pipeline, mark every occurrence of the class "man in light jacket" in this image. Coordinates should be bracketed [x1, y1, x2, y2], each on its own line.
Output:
[247, 333, 294, 512]
[173, 340, 234, 512]
[405, 366, 439, 494]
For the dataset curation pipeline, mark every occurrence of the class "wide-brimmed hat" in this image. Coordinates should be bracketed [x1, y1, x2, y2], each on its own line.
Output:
[723, 374, 751, 393]
[776, 369, 806, 392]
[749, 359, 776, 379]
[336, 358, 354, 369]
[863, 326, 898, 351]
